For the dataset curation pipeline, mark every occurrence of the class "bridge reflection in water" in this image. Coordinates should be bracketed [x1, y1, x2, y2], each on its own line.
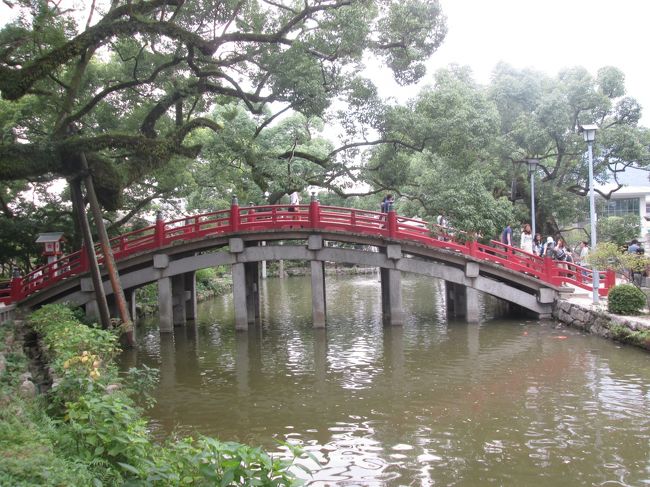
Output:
[121, 274, 650, 486]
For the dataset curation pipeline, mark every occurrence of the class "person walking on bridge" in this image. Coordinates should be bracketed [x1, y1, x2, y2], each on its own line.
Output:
[501, 224, 512, 246]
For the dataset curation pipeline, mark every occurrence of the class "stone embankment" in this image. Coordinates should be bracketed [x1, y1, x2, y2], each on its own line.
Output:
[553, 298, 650, 351]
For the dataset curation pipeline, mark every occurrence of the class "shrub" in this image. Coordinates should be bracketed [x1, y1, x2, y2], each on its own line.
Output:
[607, 284, 647, 315]
[15, 304, 307, 485]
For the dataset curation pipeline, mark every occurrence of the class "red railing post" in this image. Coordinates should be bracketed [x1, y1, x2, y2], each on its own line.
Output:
[603, 268, 616, 294]
[10, 269, 23, 302]
[544, 256, 557, 285]
[387, 208, 397, 239]
[467, 239, 478, 257]
[154, 210, 166, 248]
[309, 193, 320, 228]
[230, 195, 240, 232]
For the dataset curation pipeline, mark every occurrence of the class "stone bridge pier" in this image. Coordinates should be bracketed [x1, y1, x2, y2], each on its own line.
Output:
[142, 237, 488, 333]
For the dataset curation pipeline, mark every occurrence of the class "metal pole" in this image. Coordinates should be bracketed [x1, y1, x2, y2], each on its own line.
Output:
[530, 167, 536, 237]
[587, 141, 599, 304]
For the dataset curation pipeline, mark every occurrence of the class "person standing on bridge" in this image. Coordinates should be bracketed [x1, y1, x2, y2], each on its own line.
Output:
[380, 194, 394, 213]
[289, 191, 300, 212]
[543, 236, 555, 258]
[501, 224, 512, 246]
[520, 223, 533, 253]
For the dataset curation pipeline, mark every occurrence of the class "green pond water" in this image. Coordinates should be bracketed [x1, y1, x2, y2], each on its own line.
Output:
[121, 273, 650, 486]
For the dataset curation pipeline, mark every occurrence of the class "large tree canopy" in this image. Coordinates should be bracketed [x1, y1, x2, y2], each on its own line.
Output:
[367, 64, 650, 238]
[0, 0, 447, 210]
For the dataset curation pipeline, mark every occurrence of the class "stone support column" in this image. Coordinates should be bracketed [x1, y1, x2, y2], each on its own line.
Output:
[230, 238, 249, 331]
[158, 276, 173, 333]
[380, 267, 404, 326]
[85, 299, 99, 322]
[245, 262, 260, 325]
[261, 241, 267, 279]
[232, 262, 248, 331]
[172, 275, 186, 327]
[185, 271, 197, 322]
[466, 287, 481, 323]
[310, 260, 326, 328]
[127, 288, 137, 326]
[308, 236, 326, 328]
[154, 254, 173, 333]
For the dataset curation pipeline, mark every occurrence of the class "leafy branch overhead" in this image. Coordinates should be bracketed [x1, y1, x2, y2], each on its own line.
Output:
[0, 0, 447, 209]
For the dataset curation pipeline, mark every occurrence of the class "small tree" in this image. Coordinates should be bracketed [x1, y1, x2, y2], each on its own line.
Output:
[587, 242, 650, 309]
[597, 215, 640, 247]
[587, 242, 649, 280]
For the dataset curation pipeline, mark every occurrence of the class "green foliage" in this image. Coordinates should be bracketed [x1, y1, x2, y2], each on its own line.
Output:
[596, 215, 640, 247]
[6, 304, 308, 485]
[607, 284, 647, 315]
[134, 437, 310, 486]
[587, 242, 650, 276]
[0, 0, 447, 232]
[63, 392, 151, 467]
[608, 323, 650, 349]
[375, 62, 650, 239]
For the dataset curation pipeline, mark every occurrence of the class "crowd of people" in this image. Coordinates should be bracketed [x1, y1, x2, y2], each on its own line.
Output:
[501, 223, 592, 265]
[501, 223, 645, 267]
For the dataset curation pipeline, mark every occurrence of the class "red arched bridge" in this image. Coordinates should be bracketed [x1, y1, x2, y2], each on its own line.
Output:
[0, 199, 614, 328]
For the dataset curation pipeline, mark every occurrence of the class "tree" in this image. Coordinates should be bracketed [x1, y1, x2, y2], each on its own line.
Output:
[597, 215, 641, 248]
[0, 0, 447, 216]
[363, 66, 514, 238]
[489, 64, 650, 234]
[365, 64, 650, 239]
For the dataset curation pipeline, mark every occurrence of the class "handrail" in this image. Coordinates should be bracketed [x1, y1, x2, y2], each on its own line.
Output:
[0, 201, 615, 305]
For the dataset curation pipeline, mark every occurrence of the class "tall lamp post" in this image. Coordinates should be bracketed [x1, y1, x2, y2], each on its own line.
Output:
[525, 159, 539, 237]
[580, 124, 599, 304]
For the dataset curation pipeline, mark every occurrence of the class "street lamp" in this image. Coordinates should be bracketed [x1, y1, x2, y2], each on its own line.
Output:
[525, 159, 539, 237]
[580, 124, 599, 304]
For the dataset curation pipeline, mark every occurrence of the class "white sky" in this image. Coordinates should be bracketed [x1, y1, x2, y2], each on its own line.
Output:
[377, 0, 650, 125]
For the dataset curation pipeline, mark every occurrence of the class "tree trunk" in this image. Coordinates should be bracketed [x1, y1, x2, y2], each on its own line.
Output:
[70, 177, 112, 330]
[80, 153, 135, 347]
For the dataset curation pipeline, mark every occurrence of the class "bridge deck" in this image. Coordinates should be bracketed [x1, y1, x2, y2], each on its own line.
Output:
[0, 201, 614, 305]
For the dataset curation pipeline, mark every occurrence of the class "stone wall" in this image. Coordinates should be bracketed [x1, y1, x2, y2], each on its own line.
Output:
[553, 300, 650, 351]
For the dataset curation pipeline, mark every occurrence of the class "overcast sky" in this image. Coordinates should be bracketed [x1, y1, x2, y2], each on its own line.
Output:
[378, 0, 650, 126]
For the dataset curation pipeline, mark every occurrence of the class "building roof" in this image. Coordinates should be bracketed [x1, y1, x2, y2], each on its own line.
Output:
[35, 232, 65, 243]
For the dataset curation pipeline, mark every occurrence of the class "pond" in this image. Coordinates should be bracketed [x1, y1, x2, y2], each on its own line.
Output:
[121, 273, 650, 486]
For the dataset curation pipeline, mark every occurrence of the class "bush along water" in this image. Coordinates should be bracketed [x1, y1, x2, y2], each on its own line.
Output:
[1, 304, 311, 486]
[607, 284, 647, 315]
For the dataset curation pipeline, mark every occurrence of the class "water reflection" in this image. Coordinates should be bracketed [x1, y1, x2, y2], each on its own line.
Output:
[123, 274, 650, 486]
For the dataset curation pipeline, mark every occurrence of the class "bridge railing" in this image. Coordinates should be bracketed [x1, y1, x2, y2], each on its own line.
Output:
[0, 199, 616, 304]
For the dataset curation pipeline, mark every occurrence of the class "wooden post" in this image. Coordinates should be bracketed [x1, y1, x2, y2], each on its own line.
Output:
[387, 209, 398, 239]
[309, 192, 320, 228]
[154, 211, 166, 248]
[230, 195, 240, 232]
[80, 153, 134, 346]
[10, 269, 23, 302]
[70, 177, 111, 330]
